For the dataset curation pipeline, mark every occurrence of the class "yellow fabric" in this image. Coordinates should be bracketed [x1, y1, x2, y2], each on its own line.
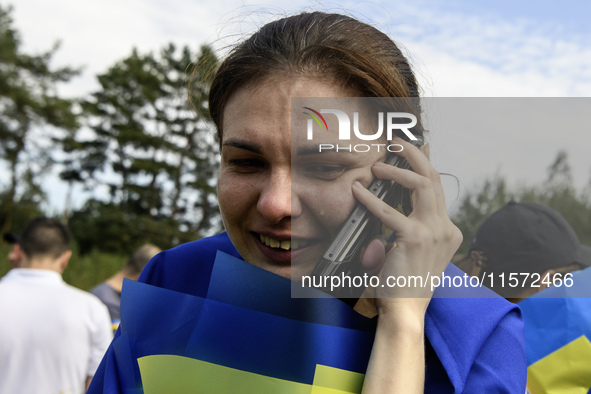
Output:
[312, 364, 364, 392]
[138, 354, 363, 394]
[527, 335, 591, 394]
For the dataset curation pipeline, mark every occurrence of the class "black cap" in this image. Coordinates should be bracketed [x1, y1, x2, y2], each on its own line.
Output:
[470, 201, 591, 274]
[2, 233, 19, 244]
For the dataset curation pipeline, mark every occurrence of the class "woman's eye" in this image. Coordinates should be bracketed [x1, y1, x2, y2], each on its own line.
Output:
[304, 163, 346, 180]
[227, 159, 265, 172]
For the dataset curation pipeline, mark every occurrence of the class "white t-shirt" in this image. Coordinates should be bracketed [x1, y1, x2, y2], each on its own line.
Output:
[0, 268, 113, 394]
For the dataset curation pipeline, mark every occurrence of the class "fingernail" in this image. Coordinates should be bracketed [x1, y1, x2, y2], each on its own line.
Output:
[353, 181, 363, 188]
[373, 161, 387, 167]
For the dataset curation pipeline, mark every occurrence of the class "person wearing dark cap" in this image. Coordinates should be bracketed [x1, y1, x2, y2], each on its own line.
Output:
[457, 201, 591, 301]
[0, 217, 113, 393]
[457, 202, 591, 393]
[3, 232, 22, 268]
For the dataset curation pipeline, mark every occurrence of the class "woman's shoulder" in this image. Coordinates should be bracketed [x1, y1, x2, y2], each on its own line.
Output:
[427, 264, 521, 329]
[137, 232, 242, 296]
[424, 264, 526, 393]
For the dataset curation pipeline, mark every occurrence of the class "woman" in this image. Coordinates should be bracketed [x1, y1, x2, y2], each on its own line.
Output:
[89, 12, 526, 393]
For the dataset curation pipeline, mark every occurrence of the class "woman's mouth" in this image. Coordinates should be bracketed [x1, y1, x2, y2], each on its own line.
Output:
[258, 234, 310, 251]
[252, 232, 323, 266]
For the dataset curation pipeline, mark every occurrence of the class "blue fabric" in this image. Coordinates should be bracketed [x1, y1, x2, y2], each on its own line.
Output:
[519, 266, 591, 365]
[88, 232, 527, 393]
[425, 289, 526, 393]
[118, 279, 374, 385]
[208, 251, 376, 331]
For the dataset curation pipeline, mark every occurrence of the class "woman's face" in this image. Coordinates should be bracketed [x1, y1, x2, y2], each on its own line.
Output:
[217, 76, 385, 280]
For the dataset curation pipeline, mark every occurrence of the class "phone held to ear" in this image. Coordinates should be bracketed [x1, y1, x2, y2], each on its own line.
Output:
[310, 137, 424, 300]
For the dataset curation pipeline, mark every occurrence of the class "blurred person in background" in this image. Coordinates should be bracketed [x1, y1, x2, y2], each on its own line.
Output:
[458, 201, 591, 301]
[0, 217, 113, 393]
[91, 243, 161, 331]
[457, 201, 591, 394]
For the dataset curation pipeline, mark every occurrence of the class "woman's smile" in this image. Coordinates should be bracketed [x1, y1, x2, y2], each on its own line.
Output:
[217, 76, 383, 281]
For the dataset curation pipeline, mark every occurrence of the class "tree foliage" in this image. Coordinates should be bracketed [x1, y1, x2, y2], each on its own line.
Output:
[0, 4, 221, 255]
[61, 44, 220, 254]
[0, 4, 79, 233]
[453, 151, 591, 253]
[451, 173, 514, 252]
[2, 2, 589, 268]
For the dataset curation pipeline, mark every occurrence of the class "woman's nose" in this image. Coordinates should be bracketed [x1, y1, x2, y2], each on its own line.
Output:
[257, 171, 301, 224]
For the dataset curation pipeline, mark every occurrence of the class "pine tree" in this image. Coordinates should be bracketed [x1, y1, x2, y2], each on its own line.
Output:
[63, 44, 220, 253]
[0, 4, 79, 233]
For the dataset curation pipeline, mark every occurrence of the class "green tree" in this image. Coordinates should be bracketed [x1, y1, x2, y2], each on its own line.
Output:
[452, 152, 591, 253]
[452, 173, 515, 253]
[0, 4, 79, 233]
[62, 44, 219, 253]
[519, 151, 591, 245]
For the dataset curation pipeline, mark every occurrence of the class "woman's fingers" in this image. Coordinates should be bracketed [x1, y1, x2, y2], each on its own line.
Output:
[385, 138, 448, 218]
[370, 162, 438, 219]
[352, 181, 410, 233]
[351, 136, 463, 301]
[361, 238, 386, 276]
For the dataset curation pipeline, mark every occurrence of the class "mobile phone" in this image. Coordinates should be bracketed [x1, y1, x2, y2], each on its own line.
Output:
[310, 137, 424, 299]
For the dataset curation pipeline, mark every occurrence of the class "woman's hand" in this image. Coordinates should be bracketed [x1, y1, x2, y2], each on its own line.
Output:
[354, 138, 462, 308]
[353, 138, 462, 393]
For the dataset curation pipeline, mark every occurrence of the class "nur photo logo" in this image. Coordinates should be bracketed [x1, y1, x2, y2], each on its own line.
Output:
[302, 106, 418, 153]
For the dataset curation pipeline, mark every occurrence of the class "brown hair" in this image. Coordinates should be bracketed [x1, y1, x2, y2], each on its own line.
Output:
[206, 12, 421, 144]
[20, 217, 70, 259]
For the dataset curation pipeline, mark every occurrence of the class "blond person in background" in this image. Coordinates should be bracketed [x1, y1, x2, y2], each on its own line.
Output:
[0, 217, 113, 393]
[91, 243, 161, 331]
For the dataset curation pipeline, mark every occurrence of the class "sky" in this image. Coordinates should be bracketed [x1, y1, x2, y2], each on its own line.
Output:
[5, 0, 591, 214]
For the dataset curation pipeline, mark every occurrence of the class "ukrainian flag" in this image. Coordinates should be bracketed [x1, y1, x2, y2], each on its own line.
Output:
[112, 251, 376, 393]
[519, 267, 591, 394]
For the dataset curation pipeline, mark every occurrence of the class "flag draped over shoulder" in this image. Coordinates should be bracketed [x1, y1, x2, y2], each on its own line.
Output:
[90, 236, 526, 394]
[519, 267, 591, 394]
[114, 251, 376, 393]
